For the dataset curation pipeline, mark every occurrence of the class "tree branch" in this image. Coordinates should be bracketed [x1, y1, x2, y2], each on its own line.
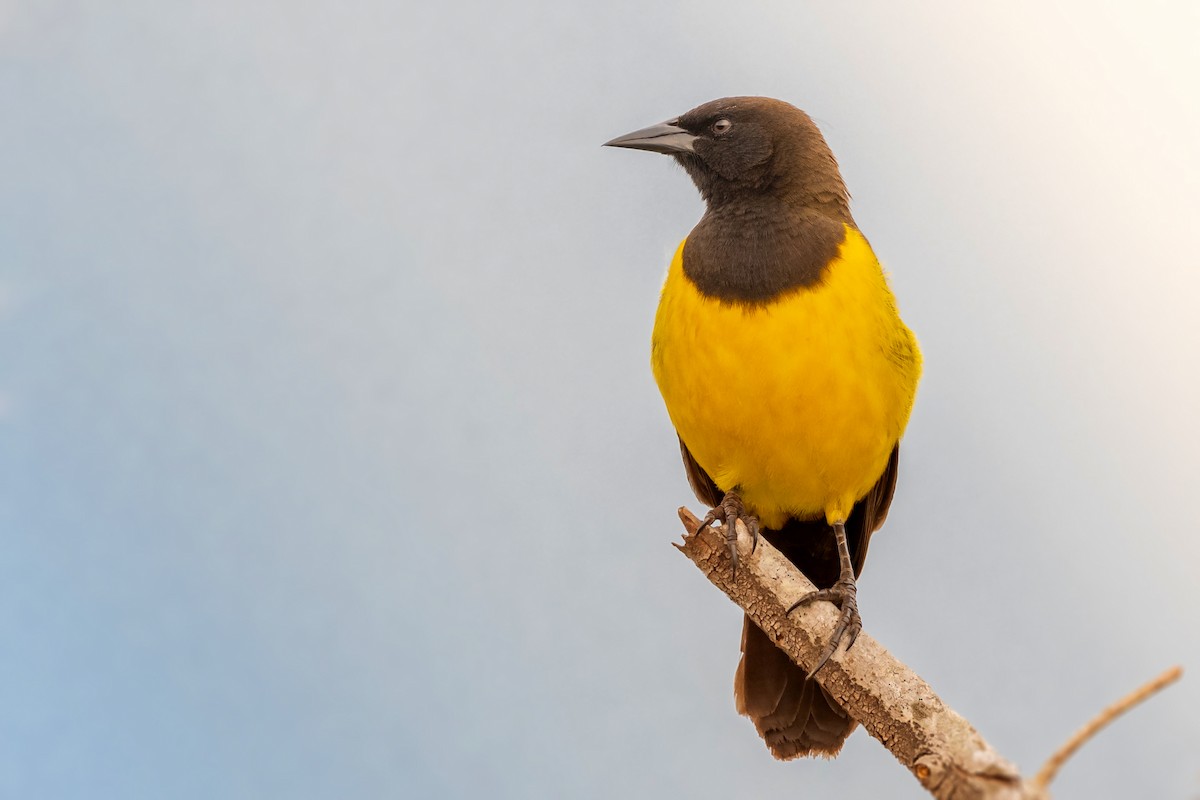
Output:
[673, 507, 1180, 799]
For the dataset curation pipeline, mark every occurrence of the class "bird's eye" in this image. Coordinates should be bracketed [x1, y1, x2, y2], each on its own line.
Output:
[712, 118, 732, 135]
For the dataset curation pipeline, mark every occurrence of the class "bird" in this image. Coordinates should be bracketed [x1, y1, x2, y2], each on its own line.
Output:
[605, 97, 921, 760]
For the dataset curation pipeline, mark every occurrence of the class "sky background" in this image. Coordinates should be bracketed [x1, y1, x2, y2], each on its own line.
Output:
[2, 1, 1198, 798]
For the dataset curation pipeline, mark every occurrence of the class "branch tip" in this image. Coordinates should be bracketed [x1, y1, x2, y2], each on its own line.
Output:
[678, 507, 705, 538]
[1030, 664, 1183, 791]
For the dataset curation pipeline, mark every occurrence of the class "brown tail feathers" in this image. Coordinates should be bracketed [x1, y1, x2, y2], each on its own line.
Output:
[734, 613, 855, 758]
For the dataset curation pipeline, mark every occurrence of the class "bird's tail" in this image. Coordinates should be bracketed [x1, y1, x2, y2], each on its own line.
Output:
[734, 614, 855, 758]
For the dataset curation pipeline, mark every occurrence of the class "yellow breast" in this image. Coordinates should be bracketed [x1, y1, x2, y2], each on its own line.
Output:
[651, 225, 921, 529]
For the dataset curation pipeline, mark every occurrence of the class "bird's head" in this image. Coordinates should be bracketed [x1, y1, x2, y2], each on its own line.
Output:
[604, 96, 850, 220]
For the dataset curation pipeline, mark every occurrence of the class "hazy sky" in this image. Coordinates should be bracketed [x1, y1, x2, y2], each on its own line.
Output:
[2, 2, 1198, 798]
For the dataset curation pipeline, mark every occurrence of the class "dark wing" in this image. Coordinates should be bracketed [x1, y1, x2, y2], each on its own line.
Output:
[678, 435, 724, 508]
[843, 442, 900, 577]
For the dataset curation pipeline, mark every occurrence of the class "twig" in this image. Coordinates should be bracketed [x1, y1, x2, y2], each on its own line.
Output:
[1030, 665, 1183, 791]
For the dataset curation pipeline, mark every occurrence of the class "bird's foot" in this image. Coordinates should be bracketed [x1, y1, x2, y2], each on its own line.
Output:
[698, 490, 759, 578]
[786, 576, 861, 675]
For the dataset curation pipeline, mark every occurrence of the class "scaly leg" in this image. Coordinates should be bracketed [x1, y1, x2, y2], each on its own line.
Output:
[786, 520, 860, 675]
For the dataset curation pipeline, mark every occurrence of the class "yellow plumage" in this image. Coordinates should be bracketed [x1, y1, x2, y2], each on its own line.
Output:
[651, 225, 921, 529]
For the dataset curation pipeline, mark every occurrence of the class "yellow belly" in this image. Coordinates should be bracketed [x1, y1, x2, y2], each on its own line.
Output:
[651, 226, 921, 529]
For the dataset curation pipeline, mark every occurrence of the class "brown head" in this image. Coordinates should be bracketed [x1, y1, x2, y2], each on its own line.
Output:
[604, 96, 851, 222]
[606, 97, 855, 303]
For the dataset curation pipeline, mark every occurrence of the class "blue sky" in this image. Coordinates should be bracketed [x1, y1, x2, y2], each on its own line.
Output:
[2, 2, 1198, 797]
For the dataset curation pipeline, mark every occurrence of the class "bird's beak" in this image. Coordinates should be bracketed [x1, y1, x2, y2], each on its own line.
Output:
[603, 120, 697, 155]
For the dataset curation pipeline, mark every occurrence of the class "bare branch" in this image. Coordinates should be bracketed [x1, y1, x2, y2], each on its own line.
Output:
[1031, 665, 1182, 791]
[676, 507, 1051, 799]
[675, 507, 1184, 797]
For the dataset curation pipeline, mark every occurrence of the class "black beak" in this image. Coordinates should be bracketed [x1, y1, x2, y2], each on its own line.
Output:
[603, 120, 697, 155]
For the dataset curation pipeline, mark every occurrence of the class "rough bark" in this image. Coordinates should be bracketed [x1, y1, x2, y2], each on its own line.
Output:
[675, 507, 1048, 800]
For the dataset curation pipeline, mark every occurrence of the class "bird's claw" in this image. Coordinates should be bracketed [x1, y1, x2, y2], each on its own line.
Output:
[786, 577, 861, 675]
[699, 491, 760, 578]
